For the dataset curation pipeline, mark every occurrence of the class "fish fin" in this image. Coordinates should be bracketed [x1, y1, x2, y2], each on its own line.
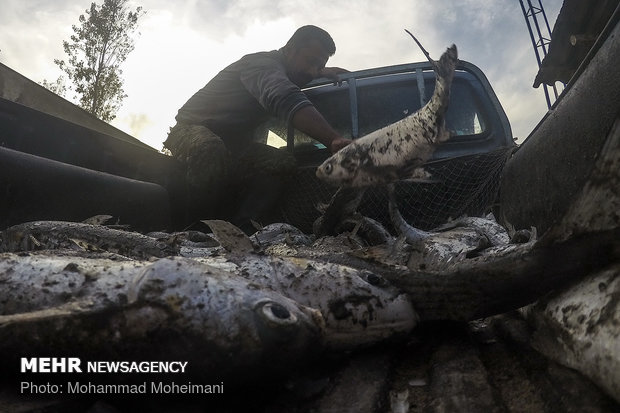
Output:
[398, 166, 442, 184]
[201, 219, 255, 253]
[250, 219, 263, 232]
[82, 214, 114, 225]
[433, 216, 468, 232]
[402, 177, 442, 184]
[315, 201, 329, 214]
[0, 300, 98, 328]
[69, 238, 104, 252]
[313, 187, 365, 237]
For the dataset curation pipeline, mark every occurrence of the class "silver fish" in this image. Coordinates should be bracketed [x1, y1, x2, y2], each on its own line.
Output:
[316, 32, 458, 187]
[192, 253, 418, 349]
[2, 224, 615, 374]
[525, 264, 620, 402]
[0, 252, 324, 382]
[388, 180, 512, 261]
[0, 246, 416, 353]
[0, 220, 178, 259]
[198, 220, 418, 349]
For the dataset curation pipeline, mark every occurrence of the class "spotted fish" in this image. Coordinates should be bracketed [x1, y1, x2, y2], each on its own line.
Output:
[316, 32, 458, 187]
[0, 252, 324, 383]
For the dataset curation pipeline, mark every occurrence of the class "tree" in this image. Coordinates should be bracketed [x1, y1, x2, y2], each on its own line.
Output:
[54, 0, 145, 122]
[40, 77, 68, 98]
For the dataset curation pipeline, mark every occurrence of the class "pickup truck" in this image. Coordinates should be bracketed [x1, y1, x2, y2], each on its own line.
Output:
[0, 60, 514, 233]
[256, 60, 515, 233]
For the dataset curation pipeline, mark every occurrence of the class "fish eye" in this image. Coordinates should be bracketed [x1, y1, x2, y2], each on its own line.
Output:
[258, 300, 298, 325]
[363, 271, 386, 286]
[268, 303, 290, 319]
[324, 163, 333, 175]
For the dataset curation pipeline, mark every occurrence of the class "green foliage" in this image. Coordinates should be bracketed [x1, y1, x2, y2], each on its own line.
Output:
[54, 0, 145, 122]
[40, 76, 68, 98]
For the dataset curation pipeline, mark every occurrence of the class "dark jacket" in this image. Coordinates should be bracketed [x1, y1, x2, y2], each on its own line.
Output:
[175, 50, 312, 152]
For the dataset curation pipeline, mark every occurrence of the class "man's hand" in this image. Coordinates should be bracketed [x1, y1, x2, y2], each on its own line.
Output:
[330, 137, 352, 153]
[320, 67, 349, 86]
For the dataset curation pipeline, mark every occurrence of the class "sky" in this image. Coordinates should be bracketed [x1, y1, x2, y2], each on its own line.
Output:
[0, 0, 564, 150]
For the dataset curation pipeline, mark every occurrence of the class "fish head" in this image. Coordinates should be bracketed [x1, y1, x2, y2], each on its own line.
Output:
[316, 145, 361, 186]
[129, 258, 325, 359]
[270, 258, 419, 350]
[320, 269, 419, 349]
[251, 297, 325, 348]
[316, 142, 396, 187]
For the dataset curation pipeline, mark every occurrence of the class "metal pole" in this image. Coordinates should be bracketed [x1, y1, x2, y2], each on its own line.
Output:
[519, 0, 553, 108]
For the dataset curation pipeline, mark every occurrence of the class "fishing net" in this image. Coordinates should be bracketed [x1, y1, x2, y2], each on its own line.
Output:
[279, 147, 513, 234]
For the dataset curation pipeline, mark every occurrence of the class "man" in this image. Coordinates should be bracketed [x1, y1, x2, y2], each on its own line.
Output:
[164, 25, 351, 233]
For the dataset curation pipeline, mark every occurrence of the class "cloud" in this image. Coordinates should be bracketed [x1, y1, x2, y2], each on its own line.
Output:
[0, 1, 83, 80]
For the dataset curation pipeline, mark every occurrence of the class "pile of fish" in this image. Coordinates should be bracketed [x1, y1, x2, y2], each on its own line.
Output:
[0, 218, 416, 382]
[1, 213, 616, 385]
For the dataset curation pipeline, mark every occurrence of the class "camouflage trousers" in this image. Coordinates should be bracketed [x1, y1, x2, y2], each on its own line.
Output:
[164, 123, 296, 225]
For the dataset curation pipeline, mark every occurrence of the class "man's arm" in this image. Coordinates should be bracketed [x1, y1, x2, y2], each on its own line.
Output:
[320, 67, 349, 86]
[291, 105, 351, 153]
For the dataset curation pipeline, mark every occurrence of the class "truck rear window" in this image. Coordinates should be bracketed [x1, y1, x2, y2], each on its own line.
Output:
[257, 70, 489, 150]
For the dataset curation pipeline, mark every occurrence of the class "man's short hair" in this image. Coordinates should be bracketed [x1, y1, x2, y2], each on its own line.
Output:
[285, 25, 336, 56]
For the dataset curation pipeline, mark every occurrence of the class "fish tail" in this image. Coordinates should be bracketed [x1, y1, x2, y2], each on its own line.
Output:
[434, 45, 458, 132]
[437, 44, 458, 80]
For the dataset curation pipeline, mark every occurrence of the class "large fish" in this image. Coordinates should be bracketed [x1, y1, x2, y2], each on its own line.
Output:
[192, 254, 418, 349]
[183, 220, 418, 349]
[0, 220, 179, 259]
[316, 32, 458, 187]
[0, 240, 417, 354]
[0, 253, 324, 383]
